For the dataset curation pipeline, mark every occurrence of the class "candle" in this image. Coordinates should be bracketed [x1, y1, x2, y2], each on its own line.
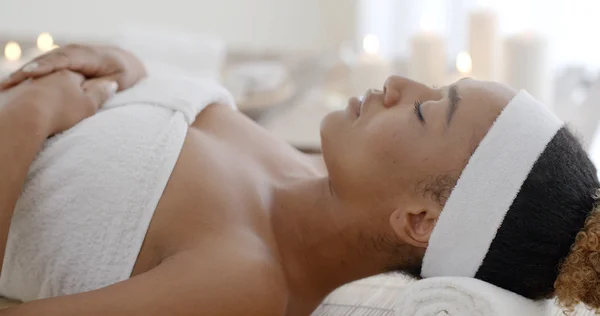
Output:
[409, 19, 446, 87]
[1, 41, 23, 78]
[503, 33, 551, 105]
[37, 32, 54, 51]
[4, 42, 21, 62]
[456, 51, 472, 78]
[445, 51, 473, 85]
[25, 32, 56, 61]
[351, 34, 392, 95]
[468, 10, 499, 81]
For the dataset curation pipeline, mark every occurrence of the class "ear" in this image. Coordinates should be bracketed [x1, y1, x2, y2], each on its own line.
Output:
[389, 207, 438, 248]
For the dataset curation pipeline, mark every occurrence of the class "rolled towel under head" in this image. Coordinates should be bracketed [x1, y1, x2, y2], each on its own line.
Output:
[395, 277, 549, 316]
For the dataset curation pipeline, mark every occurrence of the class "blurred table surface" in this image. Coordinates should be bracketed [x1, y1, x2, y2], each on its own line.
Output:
[228, 49, 351, 154]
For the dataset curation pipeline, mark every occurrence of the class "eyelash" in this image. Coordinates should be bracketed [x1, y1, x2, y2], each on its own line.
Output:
[413, 101, 425, 123]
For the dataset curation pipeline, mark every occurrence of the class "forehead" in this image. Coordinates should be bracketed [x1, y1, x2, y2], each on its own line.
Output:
[450, 79, 516, 145]
[454, 79, 516, 113]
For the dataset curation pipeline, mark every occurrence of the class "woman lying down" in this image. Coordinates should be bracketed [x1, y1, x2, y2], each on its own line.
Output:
[0, 44, 598, 315]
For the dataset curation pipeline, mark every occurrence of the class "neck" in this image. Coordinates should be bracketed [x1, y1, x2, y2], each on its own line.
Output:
[270, 177, 408, 305]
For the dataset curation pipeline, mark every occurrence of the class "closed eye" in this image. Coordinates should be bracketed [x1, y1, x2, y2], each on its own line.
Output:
[414, 101, 425, 124]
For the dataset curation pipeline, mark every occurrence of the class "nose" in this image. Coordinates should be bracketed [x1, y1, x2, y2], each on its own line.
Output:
[383, 75, 441, 107]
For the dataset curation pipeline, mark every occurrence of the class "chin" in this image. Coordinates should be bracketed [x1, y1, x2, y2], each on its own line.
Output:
[319, 111, 337, 141]
[319, 112, 341, 163]
[321, 106, 357, 151]
[321, 110, 354, 171]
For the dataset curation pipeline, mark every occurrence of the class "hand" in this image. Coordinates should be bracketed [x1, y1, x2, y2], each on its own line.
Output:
[1, 70, 117, 136]
[0, 44, 146, 92]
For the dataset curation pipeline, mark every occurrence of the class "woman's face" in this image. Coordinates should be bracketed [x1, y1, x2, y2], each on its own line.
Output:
[320, 76, 517, 242]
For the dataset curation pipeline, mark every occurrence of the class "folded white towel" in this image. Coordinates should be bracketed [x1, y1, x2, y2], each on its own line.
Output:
[396, 277, 548, 316]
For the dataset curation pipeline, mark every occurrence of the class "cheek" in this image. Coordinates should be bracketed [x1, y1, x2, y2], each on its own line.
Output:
[361, 119, 430, 186]
[357, 128, 413, 181]
[363, 118, 420, 163]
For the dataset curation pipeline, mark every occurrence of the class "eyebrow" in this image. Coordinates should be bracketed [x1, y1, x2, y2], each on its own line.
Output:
[447, 84, 461, 126]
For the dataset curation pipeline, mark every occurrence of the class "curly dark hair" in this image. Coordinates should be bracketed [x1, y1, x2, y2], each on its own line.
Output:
[555, 201, 600, 313]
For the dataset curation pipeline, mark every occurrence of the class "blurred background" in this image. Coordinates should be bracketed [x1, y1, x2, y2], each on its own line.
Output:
[1, 0, 600, 160]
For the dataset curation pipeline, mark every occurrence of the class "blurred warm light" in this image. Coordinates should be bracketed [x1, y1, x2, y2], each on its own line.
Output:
[456, 51, 472, 75]
[51, 44, 60, 50]
[4, 41, 22, 61]
[363, 34, 380, 55]
[37, 32, 54, 52]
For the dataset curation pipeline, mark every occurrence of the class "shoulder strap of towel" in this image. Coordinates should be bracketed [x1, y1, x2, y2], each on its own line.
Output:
[106, 74, 236, 125]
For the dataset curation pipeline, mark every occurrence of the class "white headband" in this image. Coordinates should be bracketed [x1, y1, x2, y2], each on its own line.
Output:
[421, 90, 563, 278]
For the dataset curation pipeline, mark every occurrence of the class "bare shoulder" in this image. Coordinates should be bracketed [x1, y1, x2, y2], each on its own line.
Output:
[189, 102, 308, 164]
[192, 102, 246, 129]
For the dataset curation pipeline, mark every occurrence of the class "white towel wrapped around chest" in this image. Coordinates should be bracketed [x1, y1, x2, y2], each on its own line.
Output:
[0, 74, 234, 302]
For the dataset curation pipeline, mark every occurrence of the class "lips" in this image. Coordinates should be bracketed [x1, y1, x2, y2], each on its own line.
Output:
[348, 97, 362, 118]
[354, 95, 366, 117]
[357, 96, 364, 116]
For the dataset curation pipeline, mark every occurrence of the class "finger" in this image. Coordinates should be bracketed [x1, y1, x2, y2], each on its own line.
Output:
[32, 69, 85, 87]
[0, 45, 102, 90]
[61, 69, 86, 85]
[0, 52, 70, 90]
[82, 78, 118, 109]
[0, 54, 67, 89]
[81, 73, 123, 89]
[55, 44, 104, 76]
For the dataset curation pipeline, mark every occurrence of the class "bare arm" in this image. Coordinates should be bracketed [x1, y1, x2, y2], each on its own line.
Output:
[0, 100, 49, 266]
[0, 246, 287, 316]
